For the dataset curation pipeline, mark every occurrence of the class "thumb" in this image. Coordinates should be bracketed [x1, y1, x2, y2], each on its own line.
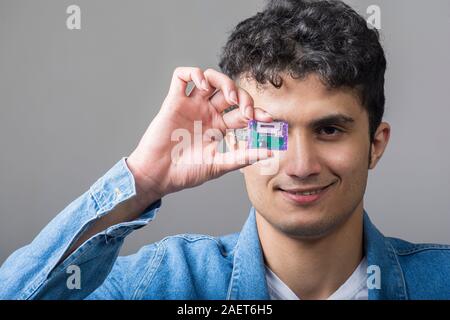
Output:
[213, 148, 274, 173]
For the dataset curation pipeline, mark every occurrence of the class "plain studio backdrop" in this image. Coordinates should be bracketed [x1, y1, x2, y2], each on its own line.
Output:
[0, 0, 449, 264]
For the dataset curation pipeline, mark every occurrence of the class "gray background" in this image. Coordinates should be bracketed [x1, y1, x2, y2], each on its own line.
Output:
[1, 0, 449, 264]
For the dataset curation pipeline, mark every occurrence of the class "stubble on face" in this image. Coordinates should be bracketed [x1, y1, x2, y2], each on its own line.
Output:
[239, 73, 371, 240]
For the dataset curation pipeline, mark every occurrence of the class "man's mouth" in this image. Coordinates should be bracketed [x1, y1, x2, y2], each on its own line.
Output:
[277, 182, 336, 205]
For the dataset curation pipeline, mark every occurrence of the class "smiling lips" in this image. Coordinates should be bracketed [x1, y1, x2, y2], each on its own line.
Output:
[278, 182, 335, 205]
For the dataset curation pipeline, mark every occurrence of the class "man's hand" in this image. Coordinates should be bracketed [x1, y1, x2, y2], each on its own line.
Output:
[126, 67, 273, 207]
[62, 67, 275, 260]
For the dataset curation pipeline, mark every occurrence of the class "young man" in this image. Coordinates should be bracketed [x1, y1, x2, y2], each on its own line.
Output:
[1, 0, 449, 300]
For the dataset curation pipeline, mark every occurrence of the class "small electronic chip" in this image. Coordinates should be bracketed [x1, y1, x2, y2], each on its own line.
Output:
[234, 120, 288, 150]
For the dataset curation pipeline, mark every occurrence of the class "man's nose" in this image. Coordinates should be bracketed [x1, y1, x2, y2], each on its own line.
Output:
[282, 132, 322, 179]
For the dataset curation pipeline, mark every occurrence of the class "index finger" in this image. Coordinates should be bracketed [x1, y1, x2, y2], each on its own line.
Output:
[169, 67, 210, 96]
[204, 68, 239, 107]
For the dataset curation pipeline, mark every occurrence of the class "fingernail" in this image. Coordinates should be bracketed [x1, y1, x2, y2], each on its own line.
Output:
[263, 110, 272, 119]
[229, 90, 238, 104]
[201, 79, 209, 91]
[245, 106, 253, 119]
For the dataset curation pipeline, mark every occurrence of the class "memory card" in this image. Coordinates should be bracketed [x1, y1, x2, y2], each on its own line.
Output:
[234, 120, 288, 150]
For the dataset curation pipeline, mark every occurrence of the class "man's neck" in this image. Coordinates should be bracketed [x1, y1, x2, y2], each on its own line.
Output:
[256, 204, 364, 300]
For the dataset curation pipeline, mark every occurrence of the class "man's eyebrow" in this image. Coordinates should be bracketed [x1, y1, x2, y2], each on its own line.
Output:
[307, 114, 355, 128]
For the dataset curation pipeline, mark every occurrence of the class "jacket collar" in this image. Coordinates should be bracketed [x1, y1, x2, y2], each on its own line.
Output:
[363, 212, 408, 299]
[227, 207, 408, 300]
[226, 207, 270, 299]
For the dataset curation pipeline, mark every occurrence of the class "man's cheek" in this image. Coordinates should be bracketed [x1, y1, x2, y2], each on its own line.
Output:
[324, 142, 367, 171]
[242, 165, 264, 185]
[242, 155, 281, 176]
[327, 148, 369, 194]
[243, 167, 272, 198]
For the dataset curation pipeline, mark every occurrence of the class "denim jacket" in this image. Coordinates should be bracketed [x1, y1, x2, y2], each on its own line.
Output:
[1, 158, 449, 300]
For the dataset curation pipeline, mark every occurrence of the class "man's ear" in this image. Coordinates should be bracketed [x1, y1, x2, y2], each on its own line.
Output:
[369, 122, 391, 169]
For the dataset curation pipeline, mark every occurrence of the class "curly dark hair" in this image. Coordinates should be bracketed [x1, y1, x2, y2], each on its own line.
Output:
[219, 0, 386, 143]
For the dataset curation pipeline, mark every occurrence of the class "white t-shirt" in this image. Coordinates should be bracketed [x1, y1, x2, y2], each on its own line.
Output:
[265, 257, 368, 300]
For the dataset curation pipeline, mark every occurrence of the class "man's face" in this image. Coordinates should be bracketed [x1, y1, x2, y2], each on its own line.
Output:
[239, 74, 387, 239]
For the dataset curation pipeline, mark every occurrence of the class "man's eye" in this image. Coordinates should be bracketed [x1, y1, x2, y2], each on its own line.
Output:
[317, 126, 343, 136]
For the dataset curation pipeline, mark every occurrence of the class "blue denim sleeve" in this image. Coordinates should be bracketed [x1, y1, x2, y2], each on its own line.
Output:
[0, 158, 162, 300]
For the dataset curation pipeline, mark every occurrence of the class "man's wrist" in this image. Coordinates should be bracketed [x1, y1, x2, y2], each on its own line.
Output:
[125, 157, 163, 208]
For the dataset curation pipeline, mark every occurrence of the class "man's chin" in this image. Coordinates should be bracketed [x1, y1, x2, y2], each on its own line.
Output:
[263, 206, 344, 240]
[274, 217, 335, 239]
